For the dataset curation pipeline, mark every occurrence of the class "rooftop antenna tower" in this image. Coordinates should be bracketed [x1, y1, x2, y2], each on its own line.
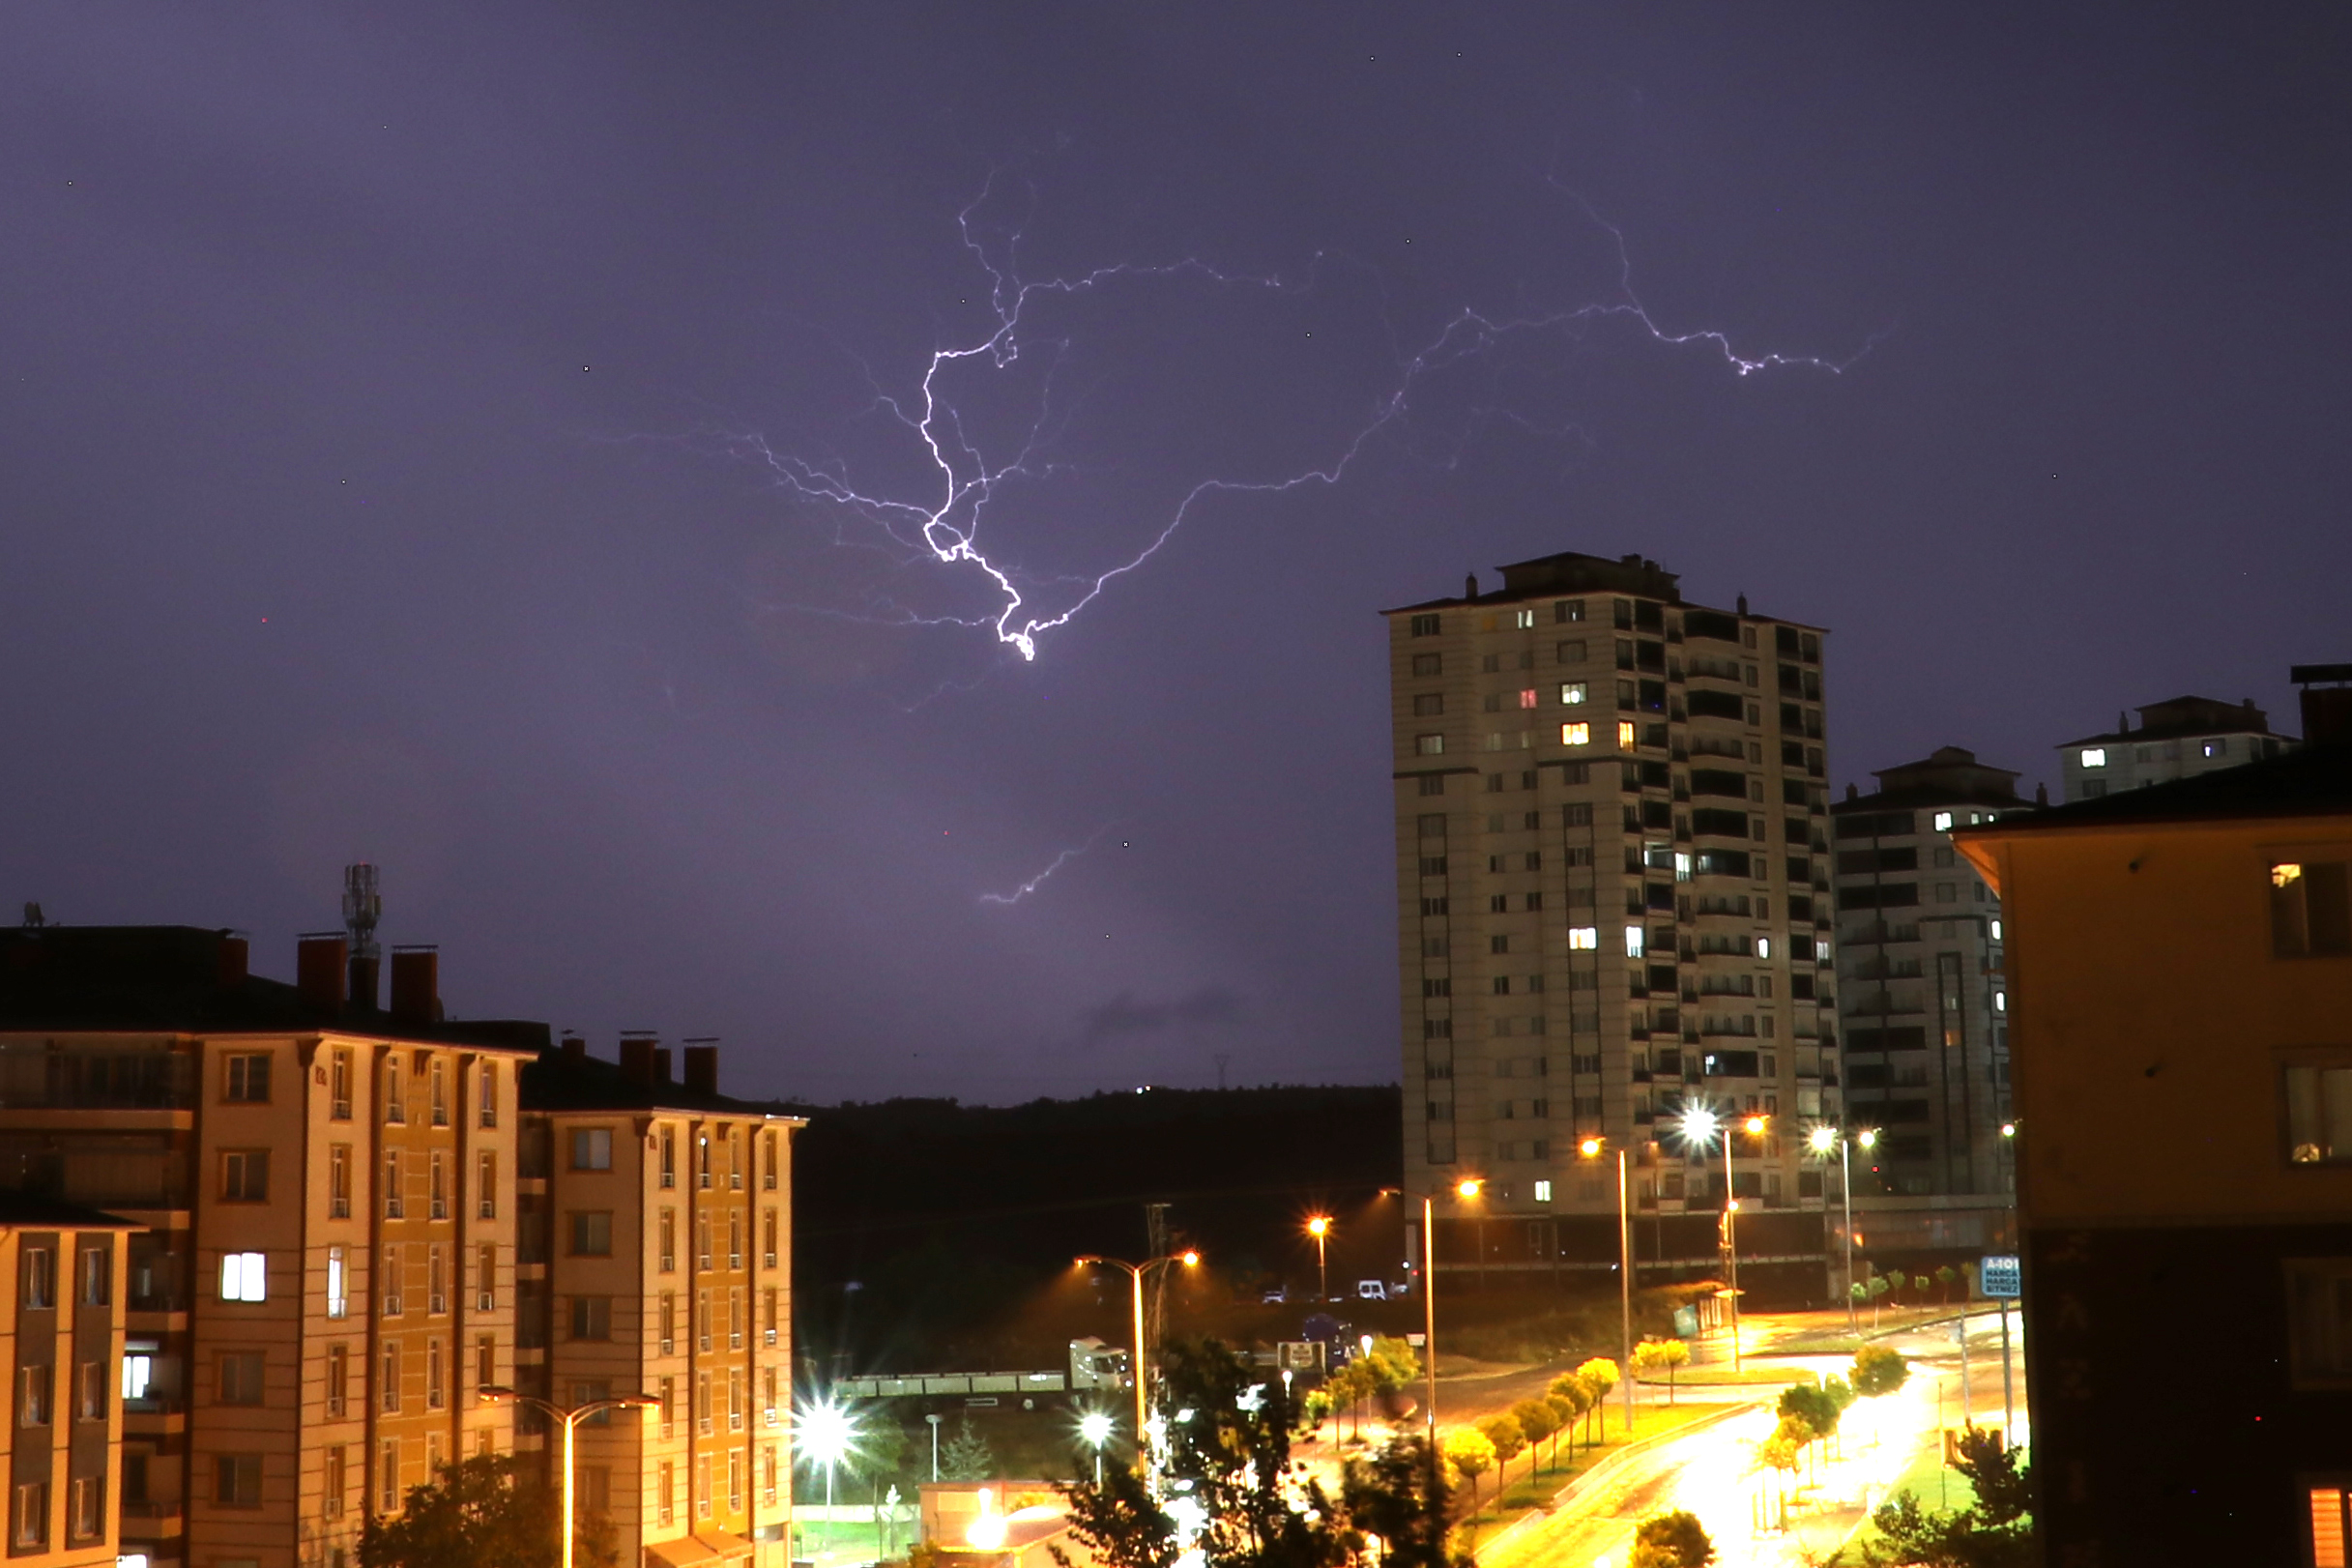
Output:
[343, 863, 382, 1009]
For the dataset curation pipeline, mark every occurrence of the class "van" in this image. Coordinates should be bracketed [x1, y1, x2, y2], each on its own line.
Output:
[1355, 1280, 1387, 1301]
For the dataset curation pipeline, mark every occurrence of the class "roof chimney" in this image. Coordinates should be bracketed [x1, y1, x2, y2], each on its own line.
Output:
[297, 935, 348, 1009]
[561, 1033, 588, 1064]
[1736, 595, 1748, 615]
[683, 1042, 719, 1096]
[389, 946, 440, 1025]
[2294, 664, 2352, 747]
[217, 932, 248, 988]
[620, 1033, 659, 1087]
[1463, 572, 1478, 600]
[2036, 782, 2049, 805]
[1844, 782, 1858, 801]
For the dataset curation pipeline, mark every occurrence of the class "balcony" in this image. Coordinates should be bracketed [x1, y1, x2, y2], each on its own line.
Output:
[0, 1045, 194, 1111]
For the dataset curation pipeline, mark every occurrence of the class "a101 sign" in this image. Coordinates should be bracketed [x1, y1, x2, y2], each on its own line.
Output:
[1980, 1254, 2022, 1299]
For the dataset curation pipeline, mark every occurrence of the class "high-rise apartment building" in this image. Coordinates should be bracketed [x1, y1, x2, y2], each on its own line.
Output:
[1829, 747, 2020, 1237]
[0, 925, 537, 1568]
[2057, 694, 2295, 801]
[515, 1040, 800, 1568]
[1386, 552, 1837, 1288]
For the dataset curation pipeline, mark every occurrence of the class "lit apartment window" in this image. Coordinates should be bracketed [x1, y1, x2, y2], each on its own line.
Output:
[121, 1349, 155, 1405]
[1616, 720, 1636, 748]
[2275, 862, 2352, 958]
[219, 1252, 267, 1302]
[1518, 688, 1538, 710]
[1560, 682, 1587, 706]
[1932, 811, 1954, 831]
[1560, 722, 1590, 746]
[1415, 734, 1445, 756]
[2313, 1483, 2352, 1566]
[1533, 1180, 1553, 1203]
[570, 1128, 613, 1171]
[1624, 926, 1645, 958]
[1567, 927, 1598, 950]
[223, 1053, 271, 1103]
[2079, 747, 2106, 768]
[326, 1246, 348, 1320]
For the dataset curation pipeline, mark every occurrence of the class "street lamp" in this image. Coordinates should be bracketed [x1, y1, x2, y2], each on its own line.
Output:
[1077, 1251, 1200, 1456]
[478, 1386, 655, 1568]
[799, 1397, 859, 1511]
[1808, 1124, 1877, 1335]
[1420, 1176, 1483, 1466]
[1579, 1137, 1635, 1432]
[1077, 1409, 1115, 1484]
[1675, 1105, 1766, 1370]
[1306, 1215, 1332, 1302]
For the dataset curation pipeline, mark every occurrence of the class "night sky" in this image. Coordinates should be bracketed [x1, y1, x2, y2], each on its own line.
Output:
[6, 6, 2348, 1102]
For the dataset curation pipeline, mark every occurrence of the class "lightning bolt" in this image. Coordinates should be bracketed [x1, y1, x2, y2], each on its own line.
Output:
[739, 175, 1874, 665]
[978, 824, 1118, 907]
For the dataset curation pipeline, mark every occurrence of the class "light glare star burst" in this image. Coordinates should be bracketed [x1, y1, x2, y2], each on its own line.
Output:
[740, 180, 1871, 665]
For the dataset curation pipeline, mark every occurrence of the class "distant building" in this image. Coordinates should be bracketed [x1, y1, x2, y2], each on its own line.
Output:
[1830, 748, 2021, 1213]
[0, 1196, 136, 1568]
[1384, 550, 1836, 1293]
[2057, 693, 2295, 801]
[1954, 664, 2352, 1564]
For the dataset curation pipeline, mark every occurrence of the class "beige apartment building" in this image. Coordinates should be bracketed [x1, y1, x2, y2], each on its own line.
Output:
[0, 1198, 135, 1568]
[1385, 551, 1838, 1289]
[515, 1039, 801, 1568]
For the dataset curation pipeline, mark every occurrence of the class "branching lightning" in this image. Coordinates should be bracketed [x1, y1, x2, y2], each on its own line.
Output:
[739, 176, 1873, 666]
[978, 824, 1118, 907]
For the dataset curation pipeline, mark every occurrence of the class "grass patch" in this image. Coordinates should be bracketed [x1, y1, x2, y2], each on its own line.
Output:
[1635, 1364, 1813, 1387]
[1453, 1402, 1743, 1551]
[1838, 1438, 1981, 1554]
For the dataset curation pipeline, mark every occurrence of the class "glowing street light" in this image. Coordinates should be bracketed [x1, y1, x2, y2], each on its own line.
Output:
[1807, 1124, 1877, 1335]
[1306, 1215, 1332, 1302]
[1674, 1104, 1766, 1369]
[1418, 1176, 1485, 1481]
[1078, 1251, 1201, 1454]
[799, 1396, 860, 1511]
[478, 1386, 655, 1568]
[1076, 1409, 1115, 1483]
[1577, 1137, 1635, 1431]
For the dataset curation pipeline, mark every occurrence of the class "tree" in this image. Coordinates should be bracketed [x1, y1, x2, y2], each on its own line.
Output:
[1934, 1265, 1959, 1305]
[941, 1413, 997, 1480]
[1440, 1428, 1495, 1514]
[1851, 1347, 1909, 1400]
[1634, 1339, 1689, 1406]
[1843, 1428, 2035, 1567]
[359, 1454, 598, 1568]
[1475, 1413, 1525, 1484]
[1508, 1400, 1557, 1474]
[1865, 1273, 1893, 1327]
[1545, 1372, 1590, 1459]
[1574, 1358, 1619, 1441]
[1630, 1510, 1715, 1568]
[1339, 1437, 1456, 1568]
[1056, 1338, 1347, 1568]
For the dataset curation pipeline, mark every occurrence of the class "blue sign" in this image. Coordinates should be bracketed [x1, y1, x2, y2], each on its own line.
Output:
[1980, 1254, 2022, 1299]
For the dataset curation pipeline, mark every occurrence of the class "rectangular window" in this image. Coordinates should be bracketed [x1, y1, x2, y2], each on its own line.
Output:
[1415, 734, 1446, 756]
[76, 1242, 107, 1305]
[381, 1342, 401, 1412]
[479, 1151, 497, 1218]
[1617, 720, 1637, 748]
[569, 1211, 614, 1257]
[477, 1243, 496, 1312]
[326, 1446, 346, 1517]
[698, 1290, 712, 1351]
[729, 1370, 744, 1432]
[730, 1286, 744, 1349]
[765, 1286, 779, 1345]
[66, 1476, 97, 1542]
[327, 1245, 349, 1320]
[1412, 692, 1444, 716]
[660, 1128, 677, 1188]
[380, 1439, 399, 1512]
[330, 1145, 352, 1218]
[2311, 1484, 2351, 1567]
[327, 1344, 347, 1416]
[19, 1248, 52, 1310]
[698, 1214, 713, 1271]
[764, 1129, 780, 1190]
[428, 1244, 447, 1315]
[218, 1351, 264, 1406]
[381, 1247, 402, 1317]
[1567, 927, 1598, 950]
[728, 1210, 743, 1269]
[331, 1048, 353, 1119]
[426, 1339, 444, 1408]
[2290, 1262, 2352, 1391]
[74, 1359, 102, 1422]
[220, 1252, 267, 1302]
[570, 1128, 614, 1171]
[1624, 926, 1646, 958]
[659, 1292, 676, 1355]
[18, 1364, 51, 1427]
[12, 1481, 44, 1547]
[220, 1149, 270, 1203]
[659, 1377, 675, 1438]
[2079, 747, 2106, 768]
[764, 1366, 779, 1425]
[659, 1462, 676, 1525]
[569, 1296, 612, 1341]
[479, 1060, 499, 1127]
[384, 1151, 403, 1218]
[384, 1055, 405, 1123]
[2276, 863, 2352, 958]
[476, 1335, 494, 1394]
[764, 1446, 780, 1506]
[659, 1208, 677, 1271]
[763, 1208, 779, 1268]
[1409, 613, 1440, 637]
[216, 1454, 262, 1509]
[429, 1152, 448, 1219]
[223, 1053, 272, 1103]
[1560, 721, 1590, 745]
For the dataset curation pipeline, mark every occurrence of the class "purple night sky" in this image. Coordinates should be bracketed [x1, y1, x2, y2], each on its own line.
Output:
[4, 6, 2347, 1101]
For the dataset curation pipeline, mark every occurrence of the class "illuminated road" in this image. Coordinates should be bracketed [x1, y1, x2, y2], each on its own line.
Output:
[1478, 1314, 2028, 1568]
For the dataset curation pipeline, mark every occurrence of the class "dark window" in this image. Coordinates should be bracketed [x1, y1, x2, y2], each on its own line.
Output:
[1637, 679, 1667, 711]
[1410, 653, 1441, 676]
[216, 1454, 263, 1508]
[223, 1055, 271, 1103]
[1775, 625, 1800, 655]
[2285, 1063, 2352, 1164]
[1691, 808, 1748, 840]
[1779, 664, 1804, 696]
[1634, 600, 1664, 632]
[569, 1296, 613, 1341]
[220, 1150, 269, 1204]
[1409, 614, 1440, 637]
[1641, 761, 1671, 790]
[1683, 609, 1739, 644]
[1687, 688, 1743, 720]
[218, 1352, 265, 1406]
[569, 1129, 613, 1171]
[1417, 774, 1444, 797]
[1636, 641, 1665, 673]
[2275, 863, 2352, 958]
[1690, 769, 1747, 799]
[1641, 800, 1672, 829]
[568, 1212, 614, 1257]
[1702, 1051, 1760, 1078]
[1695, 850, 1751, 879]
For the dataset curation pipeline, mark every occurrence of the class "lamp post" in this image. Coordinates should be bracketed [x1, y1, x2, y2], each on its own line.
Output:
[1808, 1124, 1877, 1336]
[1306, 1215, 1332, 1303]
[799, 1397, 858, 1511]
[1579, 1139, 1635, 1432]
[1420, 1177, 1482, 1472]
[1077, 1251, 1199, 1457]
[478, 1386, 655, 1568]
[1077, 1410, 1115, 1484]
[1674, 1106, 1764, 1371]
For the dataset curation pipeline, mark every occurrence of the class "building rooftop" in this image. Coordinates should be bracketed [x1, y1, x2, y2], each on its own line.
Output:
[520, 1038, 798, 1120]
[1381, 548, 1827, 630]
[2059, 694, 2292, 749]
[1959, 739, 2352, 835]
[1837, 746, 2025, 814]
[0, 923, 547, 1051]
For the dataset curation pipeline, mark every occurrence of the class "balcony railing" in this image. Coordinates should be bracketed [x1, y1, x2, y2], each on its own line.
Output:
[0, 1046, 195, 1111]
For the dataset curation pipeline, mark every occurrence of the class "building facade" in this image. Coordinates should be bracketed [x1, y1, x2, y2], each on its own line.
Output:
[1956, 672, 2352, 1564]
[1386, 551, 1838, 1288]
[2057, 693, 2295, 801]
[1830, 747, 2020, 1224]
[515, 1039, 801, 1568]
[0, 1199, 135, 1568]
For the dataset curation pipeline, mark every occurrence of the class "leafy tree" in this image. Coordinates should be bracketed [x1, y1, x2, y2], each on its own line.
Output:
[849, 1417, 911, 1490]
[1338, 1437, 1457, 1568]
[1840, 1428, 2035, 1567]
[1055, 1338, 1345, 1568]
[1440, 1428, 1495, 1513]
[1546, 1372, 1590, 1459]
[1934, 1265, 1959, 1305]
[941, 1413, 997, 1480]
[1574, 1358, 1619, 1441]
[1475, 1413, 1525, 1481]
[1851, 1347, 1909, 1401]
[359, 1454, 616, 1568]
[1508, 1400, 1556, 1473]
[1865, 1274, 1893, 1327]
[1634, 1339, 1689, 1406]
[1777, 1383, 1841, 1443]
[1630, 1510, 1715, 1568]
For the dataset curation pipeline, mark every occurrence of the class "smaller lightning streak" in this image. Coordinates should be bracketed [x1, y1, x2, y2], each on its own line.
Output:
[979, 824, 1118, 907]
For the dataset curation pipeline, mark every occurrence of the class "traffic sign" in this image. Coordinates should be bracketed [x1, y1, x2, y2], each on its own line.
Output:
[1980, 1254, 2022, 1299]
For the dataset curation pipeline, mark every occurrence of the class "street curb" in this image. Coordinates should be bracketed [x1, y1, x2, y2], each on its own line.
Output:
[1468, 1400, 1764, 1561]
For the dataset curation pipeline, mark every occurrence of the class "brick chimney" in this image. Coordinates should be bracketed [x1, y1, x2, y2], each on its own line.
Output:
[297, 935, 348, 1008]
[389, 946, 440, 1024]
[2295, 664, 2352, 747]
[620, 1034, 659, 1087]
[561, 1034, 588, 1064]
[683, 1042, 719, 1095]
[217, 932, 249, 988]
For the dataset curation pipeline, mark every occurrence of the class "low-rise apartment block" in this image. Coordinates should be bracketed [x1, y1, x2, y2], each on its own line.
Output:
[2057, 693, 2295, 801]
[0, 1198, 135, 1568]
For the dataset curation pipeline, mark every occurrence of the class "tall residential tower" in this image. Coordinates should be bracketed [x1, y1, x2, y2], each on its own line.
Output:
[1386, 552, 1836, 1289]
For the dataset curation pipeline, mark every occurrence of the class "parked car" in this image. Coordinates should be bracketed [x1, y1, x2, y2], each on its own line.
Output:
[1355, 1280, 1387, 1300]
[1262, 1285, 1289, 1304]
